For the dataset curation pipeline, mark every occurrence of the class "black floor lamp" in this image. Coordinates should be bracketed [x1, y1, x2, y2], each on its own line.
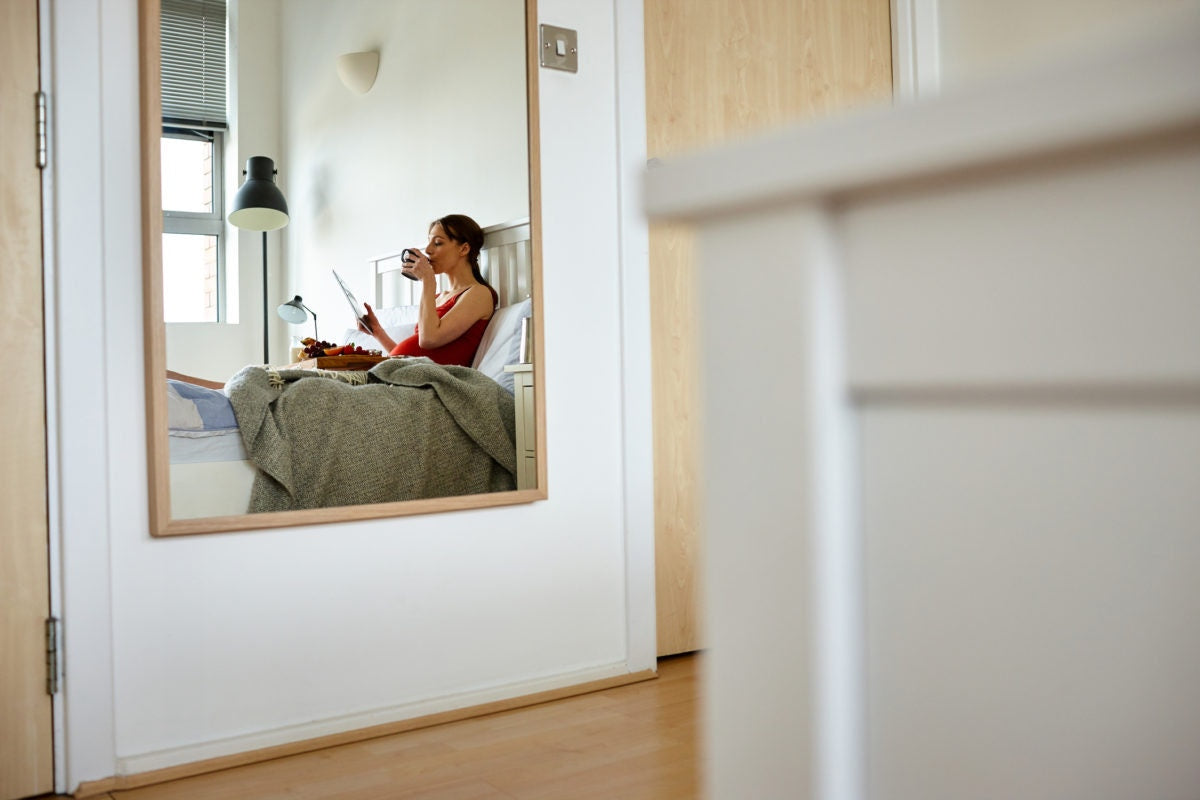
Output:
[229, 156, 289, 364]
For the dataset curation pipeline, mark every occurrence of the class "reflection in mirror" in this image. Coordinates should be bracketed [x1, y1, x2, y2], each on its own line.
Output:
[142, 0, 544, 535]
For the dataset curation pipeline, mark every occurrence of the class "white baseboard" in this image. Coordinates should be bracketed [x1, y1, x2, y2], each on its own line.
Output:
[116, 659, 634, 776]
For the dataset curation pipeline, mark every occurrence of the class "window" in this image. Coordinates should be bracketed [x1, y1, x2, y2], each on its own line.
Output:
[161, 129, 224, 321]
[160, 0, 228, 323]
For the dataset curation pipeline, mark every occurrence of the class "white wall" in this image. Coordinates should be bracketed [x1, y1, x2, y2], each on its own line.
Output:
[279, 0, 529, 343]
[165, 0, 529, 374]
[51, 0, 653, 787]
[934, 0, 1200, 90]
[164, 0, 287, 377]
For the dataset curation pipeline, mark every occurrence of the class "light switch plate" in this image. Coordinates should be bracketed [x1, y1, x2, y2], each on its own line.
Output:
[539, 24, 578, 73]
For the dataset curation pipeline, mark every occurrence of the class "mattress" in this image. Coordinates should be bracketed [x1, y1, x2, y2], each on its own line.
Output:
[169, 455, 257, 519]
[168, 429, 247, 463]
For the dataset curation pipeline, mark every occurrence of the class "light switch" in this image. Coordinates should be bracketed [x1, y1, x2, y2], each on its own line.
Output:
[540, 24, 578, 73]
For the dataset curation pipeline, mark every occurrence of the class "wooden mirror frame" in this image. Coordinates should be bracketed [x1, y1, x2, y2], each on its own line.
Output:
[140, 0, 546, 536]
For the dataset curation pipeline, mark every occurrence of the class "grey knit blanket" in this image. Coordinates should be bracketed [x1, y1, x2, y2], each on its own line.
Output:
[225, 358, 516, 513]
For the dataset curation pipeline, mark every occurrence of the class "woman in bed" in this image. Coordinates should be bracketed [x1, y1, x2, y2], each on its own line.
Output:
[168, 214, 496, 388]
[358, 214, 498, 367]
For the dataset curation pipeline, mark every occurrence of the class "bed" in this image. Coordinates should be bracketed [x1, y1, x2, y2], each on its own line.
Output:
[167, 218, 535, 519]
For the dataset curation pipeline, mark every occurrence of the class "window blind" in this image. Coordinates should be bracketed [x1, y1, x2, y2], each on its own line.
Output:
[161, 0, 228, 129]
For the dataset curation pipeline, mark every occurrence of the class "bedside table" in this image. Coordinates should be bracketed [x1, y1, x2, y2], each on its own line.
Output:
[504, 363, 536, 490]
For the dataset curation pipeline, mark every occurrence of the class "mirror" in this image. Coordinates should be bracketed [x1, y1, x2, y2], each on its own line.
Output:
[140, 0, 545, 535]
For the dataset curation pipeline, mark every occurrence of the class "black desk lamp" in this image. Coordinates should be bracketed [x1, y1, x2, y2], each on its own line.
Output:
[278, 295, 318, 342]
[229, 156, 289, 364]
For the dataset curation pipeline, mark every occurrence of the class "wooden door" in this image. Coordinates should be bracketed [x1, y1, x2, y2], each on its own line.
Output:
[644, 0, 893, 656]
[0, 0, 54, 796]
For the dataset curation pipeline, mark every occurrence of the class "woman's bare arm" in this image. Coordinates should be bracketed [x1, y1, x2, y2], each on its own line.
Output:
[415, 285, 493, 349]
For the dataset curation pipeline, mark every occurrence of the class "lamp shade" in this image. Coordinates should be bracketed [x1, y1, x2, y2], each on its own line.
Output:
[277, 295, 317, 340]
[277, 296, 308, 324]
[229, 156, 289, 231]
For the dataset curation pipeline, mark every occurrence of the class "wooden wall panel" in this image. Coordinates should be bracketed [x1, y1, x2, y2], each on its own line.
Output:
[645, 0, 892, 656]
[0, 0, 54, 796]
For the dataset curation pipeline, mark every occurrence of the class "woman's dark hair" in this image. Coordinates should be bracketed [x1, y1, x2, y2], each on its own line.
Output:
[433, 214, 494, 298]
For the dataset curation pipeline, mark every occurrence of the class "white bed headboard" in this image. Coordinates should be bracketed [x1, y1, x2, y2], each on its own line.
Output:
[369, 217, 532, 309]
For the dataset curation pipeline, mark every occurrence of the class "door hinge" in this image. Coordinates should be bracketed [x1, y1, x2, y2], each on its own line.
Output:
[46, 616, 60, 695]
[36, 91, 48, 170]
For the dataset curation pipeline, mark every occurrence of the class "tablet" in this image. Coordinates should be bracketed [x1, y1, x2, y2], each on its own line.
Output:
[332, 270, 370, 330]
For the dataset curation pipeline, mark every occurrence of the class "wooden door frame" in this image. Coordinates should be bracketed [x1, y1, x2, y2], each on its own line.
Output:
[36, 0, 67, 792]
[0, 0, 60, 795]
[38, 0, 67, 788]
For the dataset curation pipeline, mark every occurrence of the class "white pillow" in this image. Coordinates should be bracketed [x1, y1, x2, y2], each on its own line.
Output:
[472, 297, 532, 393]
[343, 323, 415, 350]
[373, 305, 421, 328]
[166, 382, 204, 430]
[340, 304, 420, 350]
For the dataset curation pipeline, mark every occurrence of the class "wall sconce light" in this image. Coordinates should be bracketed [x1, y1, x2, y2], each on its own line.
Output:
[337, 51, 380, 94]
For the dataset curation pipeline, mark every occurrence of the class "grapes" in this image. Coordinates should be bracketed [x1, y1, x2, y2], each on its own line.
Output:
[301, 339, 336, 358]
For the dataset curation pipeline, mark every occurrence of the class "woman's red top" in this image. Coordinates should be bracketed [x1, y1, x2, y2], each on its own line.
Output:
[389, 285, 498, 367]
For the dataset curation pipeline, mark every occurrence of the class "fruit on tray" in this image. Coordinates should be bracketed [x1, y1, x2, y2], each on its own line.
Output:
[299, 338, 382, 359]
[335, 344, 382, 357]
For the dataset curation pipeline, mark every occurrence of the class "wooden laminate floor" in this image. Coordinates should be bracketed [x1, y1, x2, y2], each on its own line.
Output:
[63, 653, 701, 800]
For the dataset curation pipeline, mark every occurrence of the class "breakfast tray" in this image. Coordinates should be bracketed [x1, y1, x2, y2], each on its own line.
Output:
[292, 355, 392, 371]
